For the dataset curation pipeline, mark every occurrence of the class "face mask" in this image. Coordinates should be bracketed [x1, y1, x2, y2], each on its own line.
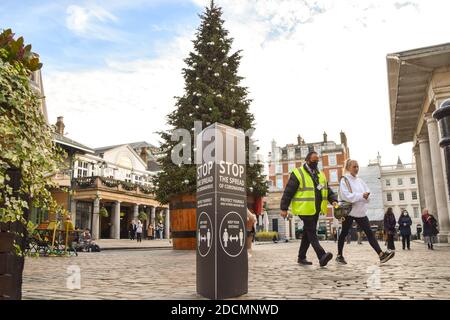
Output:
[309, 161, 319, 170]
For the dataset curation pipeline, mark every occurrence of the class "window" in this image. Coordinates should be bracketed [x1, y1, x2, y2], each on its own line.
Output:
[77, 161, 89, 177]
[399, 192, 405, 201]
[387, 193, 392, 201]
[288, 148, 295, 160]
[274, 149, 281, 161]
[328, 154, 337, 166]
[276, 177, 283, 189]
[385, 179, 391, 187]
[276, 164, 282, 174]
[412, 191, 418, 200]
[125, 173, 132, 182]
[410, 177, 416, 185]
[301, 147, 309, 158]
[398, 178, 403, 186]
[329, 169, 338, 183]
[413, 207, 419, 218]
[288, 162, 296, 172]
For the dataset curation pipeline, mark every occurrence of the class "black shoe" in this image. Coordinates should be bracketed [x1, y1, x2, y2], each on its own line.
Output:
[298, 258, 313, 265]
[335, 255, 347, 264]
[407, 247, 410, 250]
[380, 250, 395, 264]
[319, 252, 333, 267]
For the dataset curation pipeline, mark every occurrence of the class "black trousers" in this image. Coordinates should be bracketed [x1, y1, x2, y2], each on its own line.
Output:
[338, 216, 382, 256]
[136, 232, 142, 242]
[387, 234, 395, 250]
[298, 214, 326, 260]
[401, 235, 410, 249]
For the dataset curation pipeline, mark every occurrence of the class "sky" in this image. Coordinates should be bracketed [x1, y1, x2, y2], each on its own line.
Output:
[2, 0, 450, 170]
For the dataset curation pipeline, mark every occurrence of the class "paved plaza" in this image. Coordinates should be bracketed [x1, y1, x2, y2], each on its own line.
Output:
[22, 240, 450, 300]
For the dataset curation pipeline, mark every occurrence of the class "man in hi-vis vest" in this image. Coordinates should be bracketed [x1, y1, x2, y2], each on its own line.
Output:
[280, 151, 338, 267]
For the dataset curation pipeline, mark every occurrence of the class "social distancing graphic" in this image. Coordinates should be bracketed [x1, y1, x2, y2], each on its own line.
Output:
[197, 212, 213, 257]
[219, 211, 245, 257]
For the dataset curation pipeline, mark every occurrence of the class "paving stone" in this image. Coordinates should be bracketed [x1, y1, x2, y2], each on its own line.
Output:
[22, 241, 450, 300]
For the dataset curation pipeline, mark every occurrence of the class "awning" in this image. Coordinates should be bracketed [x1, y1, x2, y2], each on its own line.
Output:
[387, 43, 450, 144]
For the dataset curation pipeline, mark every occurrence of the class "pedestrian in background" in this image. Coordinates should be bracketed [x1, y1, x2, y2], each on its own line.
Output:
[136, 220, 143, 243]
[129, 221, 136, 240]
[398, 209, 412, 250]
[422, 209, 439, 250]
[384, 208, 396, 251]
[147, 223, 154, 240]
[246, 209, 257, 258]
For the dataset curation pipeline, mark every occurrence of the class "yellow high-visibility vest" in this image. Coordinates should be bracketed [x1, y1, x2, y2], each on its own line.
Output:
[290, 166, 328, 216]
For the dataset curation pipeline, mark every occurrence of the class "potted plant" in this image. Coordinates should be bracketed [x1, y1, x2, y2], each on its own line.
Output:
[1, 29, 65, 299]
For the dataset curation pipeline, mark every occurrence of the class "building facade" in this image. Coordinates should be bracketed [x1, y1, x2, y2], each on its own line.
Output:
[380, 159, 422, 234]
[265, 132, 350, 239]
[387, 43, 450, 242]
[31, 117, 169, 240]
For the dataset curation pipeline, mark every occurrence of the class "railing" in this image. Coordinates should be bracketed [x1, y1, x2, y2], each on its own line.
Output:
[72, 176, 154, 196]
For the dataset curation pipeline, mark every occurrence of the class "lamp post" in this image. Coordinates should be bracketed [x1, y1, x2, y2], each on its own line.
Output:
[432, 99, 450, 199]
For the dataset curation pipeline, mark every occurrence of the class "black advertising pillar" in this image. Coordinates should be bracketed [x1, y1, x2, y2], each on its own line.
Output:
[433, 99, 450, 199]
[196, 122, 248, 299]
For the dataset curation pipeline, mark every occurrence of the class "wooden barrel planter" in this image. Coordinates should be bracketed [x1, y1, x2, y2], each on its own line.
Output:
[170, 193, 196, 250]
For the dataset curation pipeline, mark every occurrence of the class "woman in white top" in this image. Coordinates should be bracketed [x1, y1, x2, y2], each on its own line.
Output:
[136, 220, 143, 243]
[336, 159, 395, 264]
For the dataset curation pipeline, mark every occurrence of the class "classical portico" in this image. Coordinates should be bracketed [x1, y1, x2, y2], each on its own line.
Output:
[71, 176, 169, 240]
[387, 43, 450, 242]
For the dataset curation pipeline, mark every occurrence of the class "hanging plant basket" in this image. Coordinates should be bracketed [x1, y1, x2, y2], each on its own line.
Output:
[138, 211, 147, 221]
[99, 207, 109, 218]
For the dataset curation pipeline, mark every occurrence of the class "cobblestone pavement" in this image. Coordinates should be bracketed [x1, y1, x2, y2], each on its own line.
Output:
[22, 240, 450, 300]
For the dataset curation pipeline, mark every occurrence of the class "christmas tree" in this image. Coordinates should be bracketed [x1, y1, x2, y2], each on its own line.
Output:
[154, 0, 268, 204]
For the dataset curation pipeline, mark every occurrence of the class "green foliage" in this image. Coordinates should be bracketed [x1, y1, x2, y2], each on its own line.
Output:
[154, 1, 268, 204]
[138, 211, 147, 221]
[99, 207, 109, 218]
[0, 29, 42, 75]
[0, 30, 65, 255]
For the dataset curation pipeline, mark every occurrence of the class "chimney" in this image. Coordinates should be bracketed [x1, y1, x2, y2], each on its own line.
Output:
[140, 147, 148, 164]
[55, 116, 65, 135]
[340, 130, 347, 146]
[323, 131, 327, 143]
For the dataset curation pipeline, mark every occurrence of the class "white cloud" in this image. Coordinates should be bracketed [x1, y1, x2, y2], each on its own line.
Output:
[45, 32, 194, 148]
[66, 5, 119, 40]
[45, 0, 450, 169]
[191, 0, 450, 167]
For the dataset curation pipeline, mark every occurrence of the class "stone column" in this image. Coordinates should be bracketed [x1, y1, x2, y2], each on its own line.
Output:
[145, 206, 151, 236]
[418, 136, 437, 215]
[92, 196, 100, 240]
[114, 201, 121, 240]
[164, 208, 170, 239]
[133, 204, 139, 222]
[70, 199, 77, 226]
[413, 145, 426, 211]
[426, 115, 450, 242]
[151, 206, 156, 230]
